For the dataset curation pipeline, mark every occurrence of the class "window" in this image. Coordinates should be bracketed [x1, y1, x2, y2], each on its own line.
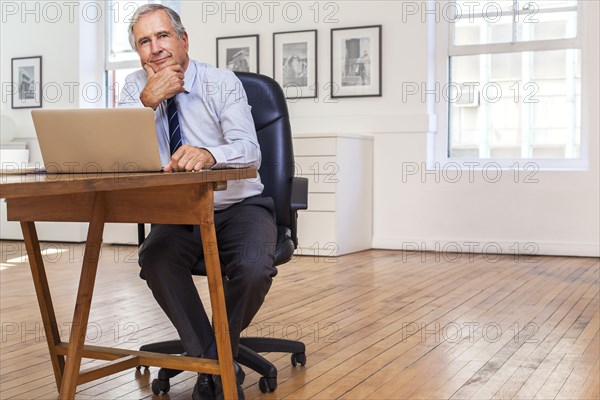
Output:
[104, 0, 181, 107]
[433, 0, 585, 168]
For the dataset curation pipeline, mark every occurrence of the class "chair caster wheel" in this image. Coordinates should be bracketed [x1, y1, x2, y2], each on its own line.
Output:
[151, 378, 170, 395]
[258, 376, 277, 393]
[291, 352, 306, 367]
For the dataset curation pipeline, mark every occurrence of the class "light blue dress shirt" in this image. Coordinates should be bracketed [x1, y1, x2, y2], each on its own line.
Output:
[118, 60, 264, 210]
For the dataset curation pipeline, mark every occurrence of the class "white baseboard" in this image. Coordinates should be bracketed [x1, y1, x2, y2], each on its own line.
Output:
[372, 236, 600, 258]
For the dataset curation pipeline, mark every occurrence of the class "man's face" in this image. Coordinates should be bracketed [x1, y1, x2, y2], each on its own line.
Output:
[132, 10, 189, 73]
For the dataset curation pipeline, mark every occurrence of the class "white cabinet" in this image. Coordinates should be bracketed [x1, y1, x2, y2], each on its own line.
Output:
[293, 134, 373, 256]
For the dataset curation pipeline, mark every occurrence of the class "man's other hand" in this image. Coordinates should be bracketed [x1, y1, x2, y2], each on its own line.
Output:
[140, 63, 185, 110]
[163, 145, 217, 172]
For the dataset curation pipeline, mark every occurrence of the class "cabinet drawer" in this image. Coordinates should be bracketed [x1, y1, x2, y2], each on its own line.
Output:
[295, 156, 338, 176]
[296, 176, 338, 193]
[293, 137, 336, 156]
[307, 193, 335, 211]
[296, 211, 335, 248]
[302, 178, 337, 193]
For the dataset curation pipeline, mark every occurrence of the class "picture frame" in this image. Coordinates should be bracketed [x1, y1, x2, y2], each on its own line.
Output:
[273, 30, 317, 99]
[216, 35, 259, 73]
[11, 56, 42, 109]
[330, 25, 382, 98]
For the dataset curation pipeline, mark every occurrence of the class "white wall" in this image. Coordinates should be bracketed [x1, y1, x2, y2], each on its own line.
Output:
[183, 0, 427, 131]
[182, 0, 599, 256]
[1, 2, 80, 147]
[0, 2, 98, 241]
[371, 1, 599, 257]
[1, 1, 597, 256]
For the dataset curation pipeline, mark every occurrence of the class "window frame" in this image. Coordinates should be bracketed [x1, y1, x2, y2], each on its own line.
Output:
[430, 0, 589, 170]
[104, 1, 148, 71]
[101, 1, 144, 108]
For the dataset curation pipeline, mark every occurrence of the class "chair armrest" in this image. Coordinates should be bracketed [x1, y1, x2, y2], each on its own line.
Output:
[289, 177, 308, 248]
[291, 177, 308, 212]
[138, 223, 146, 246]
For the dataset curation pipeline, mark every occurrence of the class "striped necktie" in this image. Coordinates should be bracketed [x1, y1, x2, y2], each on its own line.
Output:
[166, 97, 182, 155]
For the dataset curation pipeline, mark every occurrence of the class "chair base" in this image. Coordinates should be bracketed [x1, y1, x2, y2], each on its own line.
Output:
[139, 337, 306, 394]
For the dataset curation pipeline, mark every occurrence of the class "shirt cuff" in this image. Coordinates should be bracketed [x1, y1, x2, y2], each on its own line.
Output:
[203, 146, 227, 169]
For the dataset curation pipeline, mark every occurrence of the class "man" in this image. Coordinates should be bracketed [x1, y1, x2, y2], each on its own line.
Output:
[119, 4, 277, 399]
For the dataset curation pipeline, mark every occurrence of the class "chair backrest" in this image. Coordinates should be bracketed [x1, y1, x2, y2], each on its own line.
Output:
[234, 72, 295, 230]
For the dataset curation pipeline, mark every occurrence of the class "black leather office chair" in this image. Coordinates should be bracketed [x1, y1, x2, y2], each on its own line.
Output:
[137, 72, 308, 395]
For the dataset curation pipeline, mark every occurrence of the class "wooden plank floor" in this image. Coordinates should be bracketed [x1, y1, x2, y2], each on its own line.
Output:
[1, 241, 598, 400]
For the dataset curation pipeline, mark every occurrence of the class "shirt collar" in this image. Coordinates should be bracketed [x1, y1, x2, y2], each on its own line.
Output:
[183, 60, 196, 93]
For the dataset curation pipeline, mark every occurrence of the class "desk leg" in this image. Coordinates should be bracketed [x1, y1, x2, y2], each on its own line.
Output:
[21, 221, 65, 392]
[198, 185, 237, 400]
[59, 192, 106, 399]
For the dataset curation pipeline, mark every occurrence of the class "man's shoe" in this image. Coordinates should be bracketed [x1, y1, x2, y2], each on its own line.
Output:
[213, 362, 245, 400]
[192, 373, 215, 400]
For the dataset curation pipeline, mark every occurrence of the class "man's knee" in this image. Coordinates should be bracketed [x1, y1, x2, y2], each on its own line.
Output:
[138, 242, 161, 280]
[138, 238, 179, 279]
[138, 234, 163, 263]
[228, 246, 277, 285]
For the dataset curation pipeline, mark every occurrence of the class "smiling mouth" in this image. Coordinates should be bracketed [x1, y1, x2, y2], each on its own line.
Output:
[152, 56, 170, 64]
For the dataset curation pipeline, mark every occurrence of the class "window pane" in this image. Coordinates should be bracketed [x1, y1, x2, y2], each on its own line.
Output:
[530, 0, 578, 10]
[517, 10, 577, 41]
[454, 15, 514, 46]
[490, 53, 522, 80]
[453, 0, 578, 45]
[455, 0, 514, 15]
[449, 49, 581, 159]
[109, 0, 148, 60]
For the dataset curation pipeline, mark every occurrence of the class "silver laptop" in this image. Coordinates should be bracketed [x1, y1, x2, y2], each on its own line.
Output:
[31, 108, 162, 173]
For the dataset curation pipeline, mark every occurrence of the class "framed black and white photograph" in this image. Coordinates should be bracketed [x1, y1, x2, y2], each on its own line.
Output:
[273, 30, 317, 99]
[331, 25, 382, 98]
[11, 56, 42, 109]
[216, 35, 259, 73]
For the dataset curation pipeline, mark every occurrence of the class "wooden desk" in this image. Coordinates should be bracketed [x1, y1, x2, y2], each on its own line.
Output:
[0, 170, 255, 399]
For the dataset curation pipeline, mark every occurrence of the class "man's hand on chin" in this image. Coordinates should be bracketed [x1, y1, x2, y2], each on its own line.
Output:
[140, 60, 185, 110]
[163, 145, 217, 172]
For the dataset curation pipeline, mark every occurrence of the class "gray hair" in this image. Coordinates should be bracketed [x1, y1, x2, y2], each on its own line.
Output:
[128, 4, 186, 51]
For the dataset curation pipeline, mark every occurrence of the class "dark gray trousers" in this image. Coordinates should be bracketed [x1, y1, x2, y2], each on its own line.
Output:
[138, 195, 277, 359]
